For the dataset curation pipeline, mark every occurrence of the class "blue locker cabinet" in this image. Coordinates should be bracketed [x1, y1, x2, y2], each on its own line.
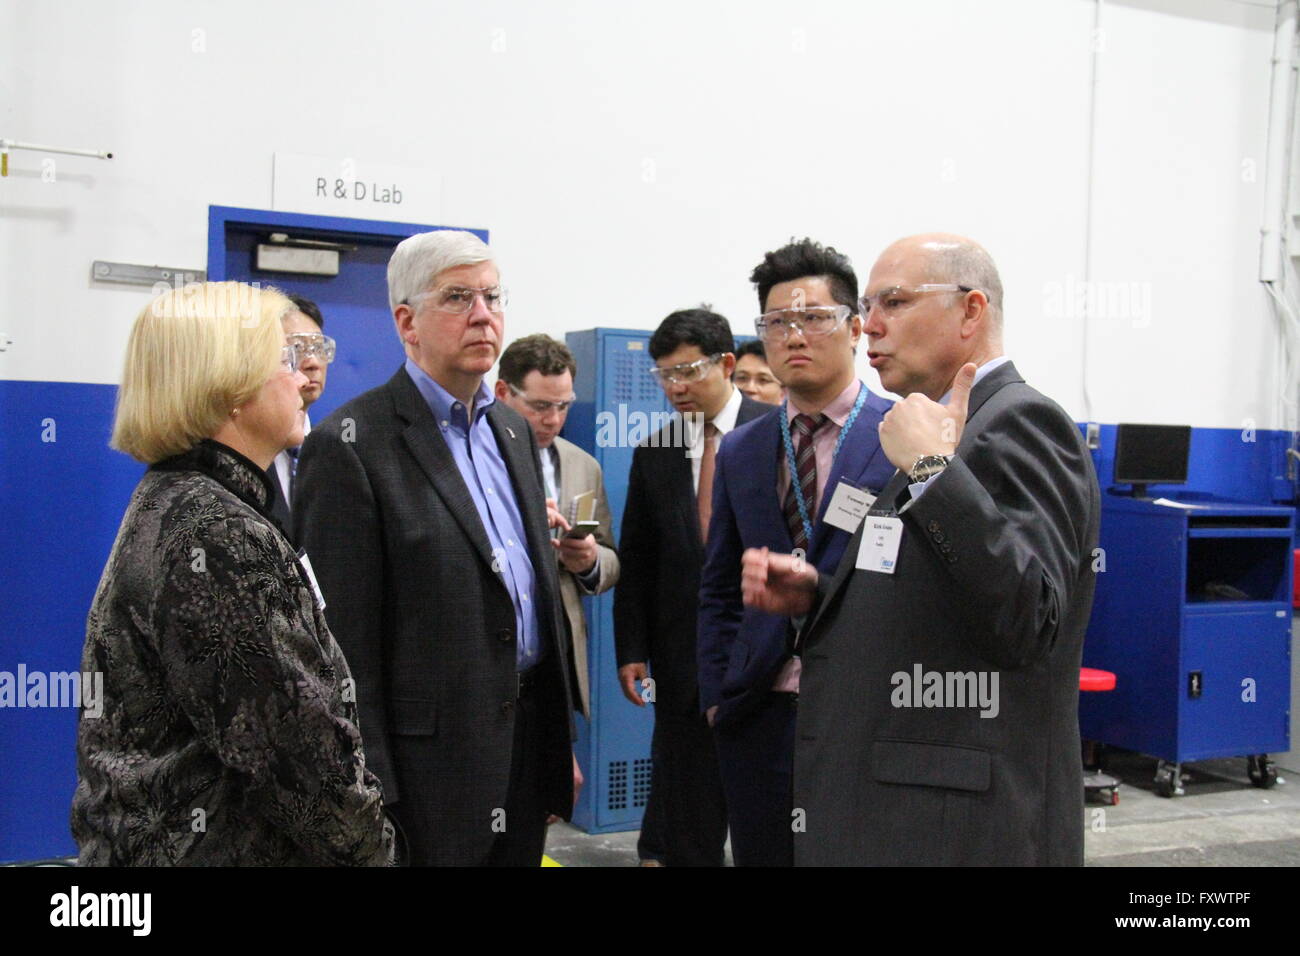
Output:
[564, 329, 670, 832]
[1079, 494, 1294, 796]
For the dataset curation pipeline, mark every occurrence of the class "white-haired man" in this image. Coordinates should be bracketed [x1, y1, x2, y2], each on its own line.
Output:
[295, 230, 580, 866]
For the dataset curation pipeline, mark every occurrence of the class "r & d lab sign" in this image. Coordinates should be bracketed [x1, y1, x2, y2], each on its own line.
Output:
[272, 152, 442, 222]
[321, 179, 403, 205]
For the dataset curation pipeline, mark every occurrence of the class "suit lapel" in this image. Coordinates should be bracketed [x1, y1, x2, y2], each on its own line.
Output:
[803, 468, 909, 638]
[809, 392, 891, 563]
[390, 370, 502, 578]
[964, 360, 1023, 422]
[554, 438, 573, 509]
[489, 405, 550, 563]
[713, 395, 780, 549]
[741, 414, 793, 549]
[554, 436, 590, 513]
[664, 440, 701, 553]
[802, 364, 1021, 641]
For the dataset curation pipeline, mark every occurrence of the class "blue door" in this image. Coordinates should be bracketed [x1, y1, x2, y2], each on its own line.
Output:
[208, 206, 487, 421]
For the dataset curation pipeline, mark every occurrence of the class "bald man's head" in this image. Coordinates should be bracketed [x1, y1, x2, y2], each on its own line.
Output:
[880, 233, 1003, 329]
[863, 233, 1005, 400]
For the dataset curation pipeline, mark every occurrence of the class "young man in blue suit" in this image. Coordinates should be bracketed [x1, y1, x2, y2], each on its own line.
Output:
[697, 239, 895, 866]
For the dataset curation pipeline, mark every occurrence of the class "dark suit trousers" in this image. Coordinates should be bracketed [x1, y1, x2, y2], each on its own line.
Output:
[713, 692, 796, 867]
[648, 708, 727, 866]
[485, 682, 549, 867]
[636, 764, 667, 863]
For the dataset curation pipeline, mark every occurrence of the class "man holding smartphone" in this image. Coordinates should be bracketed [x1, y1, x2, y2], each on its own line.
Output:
[495, 334, 620, 720]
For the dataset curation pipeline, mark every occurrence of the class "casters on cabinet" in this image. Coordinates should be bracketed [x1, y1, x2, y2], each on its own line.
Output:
[1155, 760, 1184, 798]
[1247, 754, 1278, 789]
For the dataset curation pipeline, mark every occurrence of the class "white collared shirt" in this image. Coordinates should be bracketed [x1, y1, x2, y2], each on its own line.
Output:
[273, 413, 311, 506]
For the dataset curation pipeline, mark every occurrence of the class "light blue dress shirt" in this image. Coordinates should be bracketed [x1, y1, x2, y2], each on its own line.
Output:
[405, 359, 541, 671]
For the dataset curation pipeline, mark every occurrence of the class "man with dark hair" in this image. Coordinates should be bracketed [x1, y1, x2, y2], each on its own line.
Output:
[733, 339, 783, 405]
[742, 233, 1099, 865]
[268, 294, 335, 536]
[697, 238, 895, 866]
[494, 334, 619, 723]
[615, 307, 769, 866]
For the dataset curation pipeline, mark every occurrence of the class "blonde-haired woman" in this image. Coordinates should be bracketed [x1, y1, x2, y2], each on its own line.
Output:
[72, 282, 393, 866]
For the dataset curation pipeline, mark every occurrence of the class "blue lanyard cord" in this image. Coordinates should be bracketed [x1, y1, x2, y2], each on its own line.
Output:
[779, 383, 869, 548]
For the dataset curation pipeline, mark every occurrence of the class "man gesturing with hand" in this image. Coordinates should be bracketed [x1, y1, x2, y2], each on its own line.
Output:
[745, 233, 1100, 866]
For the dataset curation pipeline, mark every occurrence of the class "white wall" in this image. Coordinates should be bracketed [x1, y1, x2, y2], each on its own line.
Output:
[0, 0, 1284, 427]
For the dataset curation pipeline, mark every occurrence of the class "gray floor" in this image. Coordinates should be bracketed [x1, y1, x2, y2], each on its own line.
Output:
[544, 750, 1300, 867]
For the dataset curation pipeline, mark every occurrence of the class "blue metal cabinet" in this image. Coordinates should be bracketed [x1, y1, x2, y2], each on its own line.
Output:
[1079, 494, 1293, 794]
[564, 329, 669, 832]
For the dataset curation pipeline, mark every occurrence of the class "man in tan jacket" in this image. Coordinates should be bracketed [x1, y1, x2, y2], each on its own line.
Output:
[495, 334, 619, 718]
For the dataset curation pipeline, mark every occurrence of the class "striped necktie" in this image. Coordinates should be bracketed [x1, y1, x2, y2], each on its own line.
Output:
[783, 413, 826, 550]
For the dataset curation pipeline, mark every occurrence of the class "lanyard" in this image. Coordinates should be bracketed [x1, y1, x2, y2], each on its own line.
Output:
[780, 383, 868, 548]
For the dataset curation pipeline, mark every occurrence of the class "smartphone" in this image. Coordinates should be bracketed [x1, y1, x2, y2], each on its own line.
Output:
[563, 520, 600, 540]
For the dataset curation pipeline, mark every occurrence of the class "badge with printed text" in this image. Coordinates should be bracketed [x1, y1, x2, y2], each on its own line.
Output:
[297, 551, 328, 610]
[855, 516, 903, 574]
[824, 481, 876, 534]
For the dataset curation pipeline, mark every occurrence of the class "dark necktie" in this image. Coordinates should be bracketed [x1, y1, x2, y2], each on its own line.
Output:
[783, 414, 826, 550]
[286, 445, 301, 502]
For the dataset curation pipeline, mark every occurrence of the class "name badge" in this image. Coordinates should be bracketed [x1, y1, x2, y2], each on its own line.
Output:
[856, 516, 903, 574]
[824, 481, 876, 534]
[297, 551, 328, 611]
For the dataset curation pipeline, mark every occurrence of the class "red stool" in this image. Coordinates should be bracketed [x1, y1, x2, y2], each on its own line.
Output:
[1080, 667, 1116, 693]
[1292, 550, 1299, 608]
[1081, 668, 1121, 805]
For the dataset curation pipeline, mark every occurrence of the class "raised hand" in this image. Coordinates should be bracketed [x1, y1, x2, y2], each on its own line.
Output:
[877, 362, 977, 471]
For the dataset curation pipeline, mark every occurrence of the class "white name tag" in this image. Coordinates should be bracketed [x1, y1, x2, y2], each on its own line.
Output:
[824, 481, 876, 534]
[856, 516, 903, 574]
[297, 551, 328, 611]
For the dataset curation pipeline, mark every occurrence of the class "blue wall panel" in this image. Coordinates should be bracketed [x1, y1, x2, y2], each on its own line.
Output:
[0, 380, 143, 862]
[1085, 423, 1293, 506]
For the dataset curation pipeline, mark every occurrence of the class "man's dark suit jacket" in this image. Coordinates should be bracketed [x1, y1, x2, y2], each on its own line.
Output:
[698, 385, 895, 728]
[294, 366, 577, 866]
[614, 395, 770, 715]
[794, 362, 1100, 866]
[266, 463, 292, 537]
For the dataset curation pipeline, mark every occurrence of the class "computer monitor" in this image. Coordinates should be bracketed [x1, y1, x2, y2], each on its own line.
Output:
[1113, 423, 1192, 498]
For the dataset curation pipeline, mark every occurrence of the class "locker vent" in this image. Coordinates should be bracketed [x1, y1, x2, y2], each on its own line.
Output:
[612, 351, 661, 405]
[607, 760, 628, 811]
[632, 757, 652, 807]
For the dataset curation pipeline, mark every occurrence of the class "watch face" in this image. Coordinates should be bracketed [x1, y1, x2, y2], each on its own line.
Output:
[910, 455, 950, 482]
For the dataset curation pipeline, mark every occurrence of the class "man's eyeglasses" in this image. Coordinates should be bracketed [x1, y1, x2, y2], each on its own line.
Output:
[734, 369, 781, 389]
[754, 305, 852, 343]
[408, 285, 509, 315]
[286, 332, 337, 364]
[858, 284, 973, 318]
[648, 353, 724, 386]
[280, 344, 302, 373]
[507, 382, 575, 415]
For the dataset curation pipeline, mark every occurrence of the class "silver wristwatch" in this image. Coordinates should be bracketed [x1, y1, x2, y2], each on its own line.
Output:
[908, 454, 952, 484]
